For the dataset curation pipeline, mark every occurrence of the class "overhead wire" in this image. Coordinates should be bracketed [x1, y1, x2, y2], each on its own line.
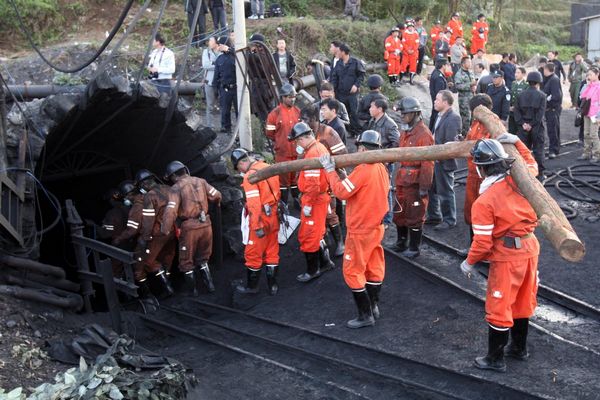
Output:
[7, 0, 136, 74]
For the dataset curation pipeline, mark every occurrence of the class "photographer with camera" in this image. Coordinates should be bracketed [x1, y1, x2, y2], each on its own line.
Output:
[148, 33, 176, 95]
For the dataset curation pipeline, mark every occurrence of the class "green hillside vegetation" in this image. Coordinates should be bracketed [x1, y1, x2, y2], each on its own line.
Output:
[0, 0, 583, 65]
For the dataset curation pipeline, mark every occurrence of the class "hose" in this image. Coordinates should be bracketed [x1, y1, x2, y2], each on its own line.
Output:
[7, 0, 135, 74]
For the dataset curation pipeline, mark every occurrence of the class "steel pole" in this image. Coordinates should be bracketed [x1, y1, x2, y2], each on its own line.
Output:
[233, 0, 252, 150]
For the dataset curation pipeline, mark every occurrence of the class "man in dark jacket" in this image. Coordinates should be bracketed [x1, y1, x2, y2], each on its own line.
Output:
[320, 98, 348, 144]
[358, 74, 387, 126]
[212, 36, 237, 132]
[486, 70, 511, 124]
[331, 43, 366, 135]
[542, 63, 563, 158]
[514, 71, 547, 176]
[184, 0, 208, 45]
[477, 63, 498, 94]
[273, 38, 296, 83]
[501, 53, 517, 89]
[426, 90, 462, 229]
[547, 51, 566, 83]
[429, 57, 449, 131]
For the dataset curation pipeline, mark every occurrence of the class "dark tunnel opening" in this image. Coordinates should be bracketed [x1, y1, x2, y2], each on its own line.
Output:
[33, 83, 218, 269]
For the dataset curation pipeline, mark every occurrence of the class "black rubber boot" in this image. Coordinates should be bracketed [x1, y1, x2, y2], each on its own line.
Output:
[505, 318, 530, 360]
[199, 262, 215, 293]
[236, 268, 261, 294]
[290, 186, 301, 211]
[347, 290, 375, 329]
[474, 325, 509, 372]
[152, 269, 174, 299]
[318, 240, 336, 273]
[401, 228, 422, 258]
[409, 72, 415, 85]
[183, 271, 199, 297]
[280, 188, 289, 205]
[296, 252, 321, 282]
[365, 283, 381, 319]
[136, 279, 151, 299]
[330, 224, 345, 257]
[265, 264, 279, 296]
[393, 226, 408, 252]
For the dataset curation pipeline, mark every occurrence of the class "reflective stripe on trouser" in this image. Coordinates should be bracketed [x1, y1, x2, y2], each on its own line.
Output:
[485, 256, 539, 328]
[399, 53, 418, 74]
[387, 56, 401, 76]
[244, 213, 280, 268]
[179, 220, 213, 272]
[136, 233, 176, 280]
[393, 184, 428, 228]
[325, 196, 340, 226]
[298, 201, 328, 253]
[343, 225, 385, 290]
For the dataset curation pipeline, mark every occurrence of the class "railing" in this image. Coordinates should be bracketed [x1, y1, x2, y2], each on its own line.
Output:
[65, 199, 138, 333]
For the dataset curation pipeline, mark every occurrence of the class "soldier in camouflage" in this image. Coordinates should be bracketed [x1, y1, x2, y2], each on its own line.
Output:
[453, 56, 476, 136]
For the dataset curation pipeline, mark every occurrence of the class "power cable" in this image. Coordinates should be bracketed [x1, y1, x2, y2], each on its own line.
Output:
[7, 0, 136, 74]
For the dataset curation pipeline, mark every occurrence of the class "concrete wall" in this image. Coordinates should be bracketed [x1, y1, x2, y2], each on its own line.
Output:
[571, 3, 600, 45]
[587, 17, 600, 59]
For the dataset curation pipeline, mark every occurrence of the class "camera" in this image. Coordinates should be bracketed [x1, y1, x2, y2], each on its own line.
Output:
[148, 64, 158, 79]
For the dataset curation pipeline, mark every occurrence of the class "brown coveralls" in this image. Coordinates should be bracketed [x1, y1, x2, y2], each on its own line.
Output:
[99, 204, 129, 276]
[162, 176, 221, 272]
[138, 185, 177, 280]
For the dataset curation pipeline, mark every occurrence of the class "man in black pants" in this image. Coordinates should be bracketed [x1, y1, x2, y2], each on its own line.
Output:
[542, 63, 563, 158]
[212, 36, 237, 133]
[331, 43, 366, 137]
[514, 71, 547, 177]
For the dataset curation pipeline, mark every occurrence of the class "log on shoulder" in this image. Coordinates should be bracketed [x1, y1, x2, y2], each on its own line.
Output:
[472, 105, 585, 262]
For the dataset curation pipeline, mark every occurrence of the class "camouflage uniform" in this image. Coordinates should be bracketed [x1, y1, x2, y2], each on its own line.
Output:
[454, 67, 475, 136]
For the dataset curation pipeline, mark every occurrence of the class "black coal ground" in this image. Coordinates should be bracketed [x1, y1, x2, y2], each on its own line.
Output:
[132, 109, 600, 399]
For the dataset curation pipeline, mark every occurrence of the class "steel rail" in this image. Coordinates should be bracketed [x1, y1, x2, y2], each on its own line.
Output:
[421, 233, 600, 321]
[383, 246, 600, 358]
[154, 303, 545, 400]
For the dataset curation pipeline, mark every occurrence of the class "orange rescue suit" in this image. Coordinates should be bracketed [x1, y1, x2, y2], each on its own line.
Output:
[297, 141, 330, 253]
[467, 175, 539, 328]
[400, 30, 420, 74]
[470, 21, 489, 54]
[242, 161, 280, 269]
[447, 18, 463, 46]
[316, 124, 348, 227]
[430, 26, 442, 56]
[464, 123, 538, 225]
[326, 162, 389, 290]
[393, 121, 434, 228]
[265, 104, 301, 187]
[384, 34, 402, 78]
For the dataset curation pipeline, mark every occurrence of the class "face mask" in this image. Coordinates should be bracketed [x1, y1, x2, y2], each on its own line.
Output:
[139, 188, 147, 195]
[296, 145, 304, 155]
[123, 199, 132, 207]
[399, 123, 411, 131]
[239, 172, 245, 177]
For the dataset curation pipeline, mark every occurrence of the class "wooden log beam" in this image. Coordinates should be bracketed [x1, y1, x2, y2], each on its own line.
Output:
[248, 140, 477, 184]
[472, 105, 585, 262]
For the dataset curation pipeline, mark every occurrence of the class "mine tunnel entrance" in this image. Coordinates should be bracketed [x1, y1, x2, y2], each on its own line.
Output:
[33, 81, 218, 268]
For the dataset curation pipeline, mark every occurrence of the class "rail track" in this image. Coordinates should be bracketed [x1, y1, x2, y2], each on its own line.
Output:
[421, 233, 600, 321]
[140, 299, 546, 400]
[383, 239, 600, 357]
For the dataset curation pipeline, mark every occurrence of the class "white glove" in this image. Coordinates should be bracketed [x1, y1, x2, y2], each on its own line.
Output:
[460, 260, 475, 278]
[497, 132, 519, 144]
[591, 116, 598, 124]
[303, 205, 312, 217]
[319, 154, 336, 173]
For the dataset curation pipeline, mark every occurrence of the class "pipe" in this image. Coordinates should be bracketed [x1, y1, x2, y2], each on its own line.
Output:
[5, 63, 388, 100]
[5, 275, 83, 311]
[6, 270, 81, 292]
[0, 254, 66, 279]
[0, 284, 82, 309]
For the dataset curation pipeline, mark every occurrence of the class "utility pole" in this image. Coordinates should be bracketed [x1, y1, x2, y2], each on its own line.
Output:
[233, 0, 252, 150]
